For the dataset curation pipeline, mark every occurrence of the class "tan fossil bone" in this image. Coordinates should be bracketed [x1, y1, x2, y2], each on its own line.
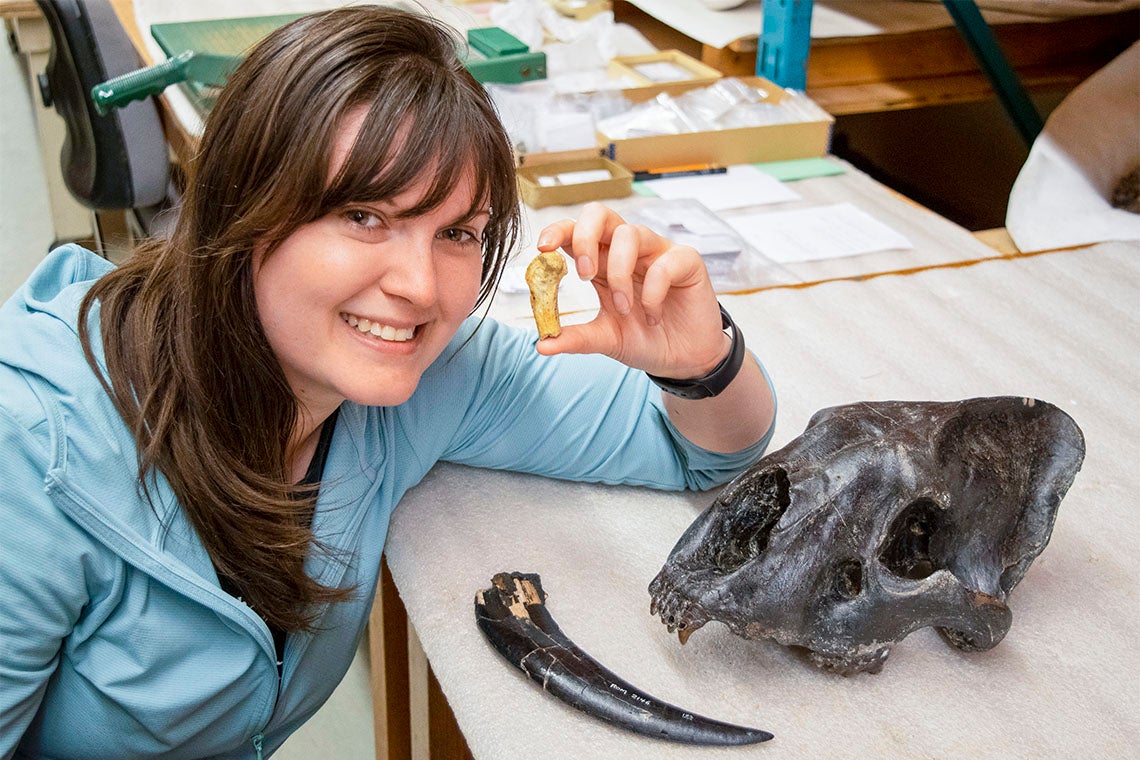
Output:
[525, 250, 568, 339]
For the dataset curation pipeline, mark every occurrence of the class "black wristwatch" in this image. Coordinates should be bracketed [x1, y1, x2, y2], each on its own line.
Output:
[647, 304, 745, 400]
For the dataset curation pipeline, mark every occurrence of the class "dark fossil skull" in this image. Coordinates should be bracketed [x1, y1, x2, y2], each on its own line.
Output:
[649, 397, 1085, 675]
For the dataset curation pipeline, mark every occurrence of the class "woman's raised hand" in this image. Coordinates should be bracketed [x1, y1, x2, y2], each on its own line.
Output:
[533, 203, 731, 380]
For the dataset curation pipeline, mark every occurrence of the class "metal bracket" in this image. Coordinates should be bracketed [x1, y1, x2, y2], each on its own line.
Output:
[943, 0, 1044, 145]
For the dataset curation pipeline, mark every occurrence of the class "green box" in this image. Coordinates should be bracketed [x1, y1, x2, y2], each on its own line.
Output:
[464, 50, 547, 84]
[467, 27, 529, 58]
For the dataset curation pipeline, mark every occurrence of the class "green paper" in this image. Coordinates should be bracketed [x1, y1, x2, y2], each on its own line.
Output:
[752, 157, 845, 182]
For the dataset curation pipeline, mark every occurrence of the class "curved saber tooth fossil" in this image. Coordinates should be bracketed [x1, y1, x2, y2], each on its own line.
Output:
[475, 571, 773, 746]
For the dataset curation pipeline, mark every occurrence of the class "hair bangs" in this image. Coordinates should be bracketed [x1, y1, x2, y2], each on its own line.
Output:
[321, 63, 474, 212]
[316, 63, 519, 305]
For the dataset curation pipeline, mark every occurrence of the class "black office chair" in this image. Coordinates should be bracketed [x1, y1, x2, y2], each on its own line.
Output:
[35, 0, 175, 252]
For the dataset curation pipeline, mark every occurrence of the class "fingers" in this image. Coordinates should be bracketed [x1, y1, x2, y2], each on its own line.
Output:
[639, 246, 707, 325]
[603, 224, 707, 325]
[536, 203, 625, 282]
[534, 202, 710, 329]
[603, 223, 641, 316]
[533, 319, 617, 358]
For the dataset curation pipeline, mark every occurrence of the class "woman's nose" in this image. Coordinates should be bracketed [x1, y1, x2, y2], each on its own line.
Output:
[382, 235, 437, 305]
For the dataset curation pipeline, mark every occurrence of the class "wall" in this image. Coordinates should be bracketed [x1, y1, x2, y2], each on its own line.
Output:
[831, 92, 1068, 232]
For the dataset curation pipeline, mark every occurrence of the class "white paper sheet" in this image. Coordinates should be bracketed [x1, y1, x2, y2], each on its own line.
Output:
[491, 158, 993, 323]
[1005, 41, 1140, 252]
[550, 169, 614, 185]
[638, 164, 801, 211]
[725, 202, 913, 263]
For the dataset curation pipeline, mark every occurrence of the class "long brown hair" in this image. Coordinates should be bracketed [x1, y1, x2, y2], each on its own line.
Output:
[78, 6, 520, 631]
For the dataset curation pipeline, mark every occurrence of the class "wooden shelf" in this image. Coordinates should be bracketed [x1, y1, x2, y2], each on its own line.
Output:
[0, 1, 40, 18]
[616, 2, 1138, 116]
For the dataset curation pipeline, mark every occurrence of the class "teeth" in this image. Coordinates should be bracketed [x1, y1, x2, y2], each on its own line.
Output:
[650, 580, 708, 645]
[341, 313, 416, 342]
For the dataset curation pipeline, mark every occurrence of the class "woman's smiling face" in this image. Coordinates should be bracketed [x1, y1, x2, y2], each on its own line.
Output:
[253, 107, 488, 416]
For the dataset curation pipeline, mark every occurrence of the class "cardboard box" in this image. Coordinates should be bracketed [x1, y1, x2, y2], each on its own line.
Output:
[599, 76, 834, 173]
[517, 152, 633, 209]
[607, 50, 722, 88]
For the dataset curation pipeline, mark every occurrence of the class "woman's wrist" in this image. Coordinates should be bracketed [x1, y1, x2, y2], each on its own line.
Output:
[646, 304, 746, 400]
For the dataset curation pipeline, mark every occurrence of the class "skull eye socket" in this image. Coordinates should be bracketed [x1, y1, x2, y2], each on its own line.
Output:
[878, 497, 945, 580]
[713, 468, 790, 574]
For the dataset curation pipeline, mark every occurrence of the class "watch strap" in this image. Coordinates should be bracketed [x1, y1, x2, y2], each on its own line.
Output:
[647, 304, 745, 400]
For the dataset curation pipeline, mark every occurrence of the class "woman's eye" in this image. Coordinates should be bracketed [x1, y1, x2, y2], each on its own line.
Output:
[441, 227, 480, 245]
[344, 209, 384, 229]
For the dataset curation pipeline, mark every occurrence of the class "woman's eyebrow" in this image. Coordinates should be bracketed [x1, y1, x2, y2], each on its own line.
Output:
[452, 208, 491, 226]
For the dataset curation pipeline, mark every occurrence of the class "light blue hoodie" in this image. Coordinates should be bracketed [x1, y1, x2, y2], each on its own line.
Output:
[0, 246, 773, 758]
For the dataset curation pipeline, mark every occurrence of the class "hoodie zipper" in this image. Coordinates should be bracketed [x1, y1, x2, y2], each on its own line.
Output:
[46, 478, 284, 747]
[251, 630, 288, 758]
[250, 679, 280, 758]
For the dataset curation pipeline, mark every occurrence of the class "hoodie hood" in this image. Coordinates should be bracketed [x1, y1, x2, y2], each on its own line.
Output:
[1, 244, 114, 374]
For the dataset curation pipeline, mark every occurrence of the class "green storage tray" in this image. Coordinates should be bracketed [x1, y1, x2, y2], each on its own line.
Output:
[150, 14, 303, 114]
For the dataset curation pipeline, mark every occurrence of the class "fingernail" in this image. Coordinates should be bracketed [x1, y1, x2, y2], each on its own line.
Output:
[613, 291, 630, 315]
[578, 257, 595, 280]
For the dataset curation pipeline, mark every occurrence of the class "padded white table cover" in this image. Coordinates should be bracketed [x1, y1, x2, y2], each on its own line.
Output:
[386, 240, 1140, 758]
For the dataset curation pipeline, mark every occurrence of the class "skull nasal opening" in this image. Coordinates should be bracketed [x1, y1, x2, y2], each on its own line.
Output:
[878, 498, 946, 580]
[713, 468, 790, 574]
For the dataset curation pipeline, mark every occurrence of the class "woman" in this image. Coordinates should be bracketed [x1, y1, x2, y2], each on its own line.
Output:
[0, 5, 775, 757]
